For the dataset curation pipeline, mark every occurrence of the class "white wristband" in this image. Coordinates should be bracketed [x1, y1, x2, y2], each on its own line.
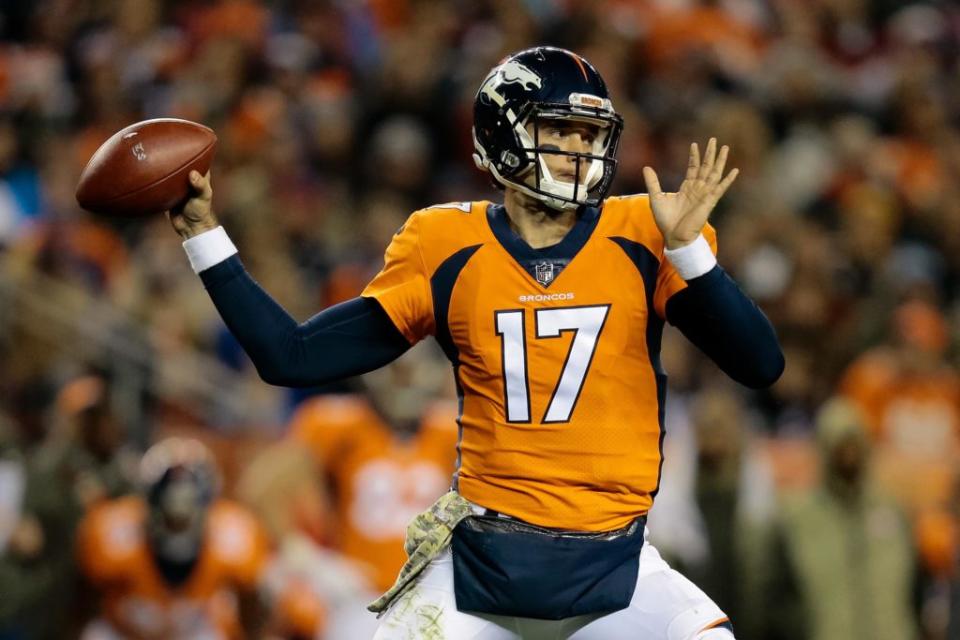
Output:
[182, 226, 238, 274]
[664, 234, 716, 280]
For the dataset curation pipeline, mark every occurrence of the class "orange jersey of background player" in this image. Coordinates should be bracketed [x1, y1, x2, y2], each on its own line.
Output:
[839, 303, 960, 577]
[77, 495, 268, 640]
[289, 394, 457, 592]
[840, 349, 960, 454]
[838, 300, 960, 511]
[362, 197, 717, 532]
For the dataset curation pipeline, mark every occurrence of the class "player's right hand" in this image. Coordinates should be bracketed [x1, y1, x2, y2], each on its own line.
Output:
[166, 170, 219, 239]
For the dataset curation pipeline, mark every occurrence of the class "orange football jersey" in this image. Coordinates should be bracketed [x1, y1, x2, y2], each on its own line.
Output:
[77, 496, 268, 640]
[289, 395, 458, 591]
[840, 349, 960, 453]
[362, 197, 716, 532]
[841, 347, 960, 510]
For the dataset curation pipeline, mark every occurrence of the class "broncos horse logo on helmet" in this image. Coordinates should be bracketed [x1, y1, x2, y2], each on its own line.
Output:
[484, 61, 543, 94]
[473, 46, 624, 211]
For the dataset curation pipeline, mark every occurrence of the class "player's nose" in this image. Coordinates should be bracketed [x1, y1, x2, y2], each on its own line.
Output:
[561, 132, 592, 155]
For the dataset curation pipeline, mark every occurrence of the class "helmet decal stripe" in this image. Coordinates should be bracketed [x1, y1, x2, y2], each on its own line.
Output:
[568, 52, 590, 81]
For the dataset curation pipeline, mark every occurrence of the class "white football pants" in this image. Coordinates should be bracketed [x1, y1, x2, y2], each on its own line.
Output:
[372, 531, 733, 640]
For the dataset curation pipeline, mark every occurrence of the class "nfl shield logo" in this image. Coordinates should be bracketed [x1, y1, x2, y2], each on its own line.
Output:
[535, 262, 554, 285]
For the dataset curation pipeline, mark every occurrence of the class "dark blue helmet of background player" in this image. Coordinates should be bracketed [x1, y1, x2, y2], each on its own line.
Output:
[472, 46, 624, 211]
[140, 437, 220, 565]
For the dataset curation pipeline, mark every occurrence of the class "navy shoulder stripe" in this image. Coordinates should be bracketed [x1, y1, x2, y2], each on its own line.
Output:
[431, 244, 482, 363]
[609, 236, 668, 498]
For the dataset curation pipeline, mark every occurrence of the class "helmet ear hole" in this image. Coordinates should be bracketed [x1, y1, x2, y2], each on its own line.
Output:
[501, 151, 520, 170]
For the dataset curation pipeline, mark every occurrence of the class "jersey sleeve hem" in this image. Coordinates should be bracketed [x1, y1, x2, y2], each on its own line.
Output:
[182, 226, 238, 274]
[360, 295, 417, 345]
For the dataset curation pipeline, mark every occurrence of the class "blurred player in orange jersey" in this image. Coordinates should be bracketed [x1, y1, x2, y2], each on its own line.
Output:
[77, 437, 324, 640]
[283, 347, 456, 639]
[841, 299, 960, 452]
[288, 347, 456, 594]
[840, 299, 960, 599]
[839, 300, 960, 511]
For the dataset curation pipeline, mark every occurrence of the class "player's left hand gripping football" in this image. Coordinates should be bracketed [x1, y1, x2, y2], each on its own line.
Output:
[643, 138, 739, 250]
[166, 170, 219, 240]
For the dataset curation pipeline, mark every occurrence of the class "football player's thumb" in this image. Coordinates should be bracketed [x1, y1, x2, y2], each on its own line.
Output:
[642, 167, 663, 197]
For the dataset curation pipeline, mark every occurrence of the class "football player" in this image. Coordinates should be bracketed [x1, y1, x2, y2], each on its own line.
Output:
[274, 349, 457, 638]
[237, 349, 456, 639]
[288, 350, 457, 594]
[169, 47, 783, 639]
[77, 437, 322, 640]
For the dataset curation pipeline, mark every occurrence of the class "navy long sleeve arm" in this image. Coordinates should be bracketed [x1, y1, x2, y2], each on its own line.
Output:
[199, 255, 411, 387]
[665, 266, 784, 389]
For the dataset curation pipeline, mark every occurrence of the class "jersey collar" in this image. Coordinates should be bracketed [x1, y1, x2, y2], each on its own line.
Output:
[486, 203, 601, 289]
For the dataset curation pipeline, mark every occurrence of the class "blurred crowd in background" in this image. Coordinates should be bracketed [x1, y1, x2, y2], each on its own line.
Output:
[0, 0, 959, 638]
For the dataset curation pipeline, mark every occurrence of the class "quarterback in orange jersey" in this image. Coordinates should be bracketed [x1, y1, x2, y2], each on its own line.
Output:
[77, 438, 322, 640]
[169, 47, 783, 639]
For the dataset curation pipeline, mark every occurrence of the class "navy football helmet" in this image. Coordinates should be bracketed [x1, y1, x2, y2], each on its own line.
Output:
[140, 438, 219, 564]
[473, 46, 623, 210]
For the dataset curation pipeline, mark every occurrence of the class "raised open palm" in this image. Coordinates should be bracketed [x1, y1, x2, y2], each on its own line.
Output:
[643, 138, 739, 250]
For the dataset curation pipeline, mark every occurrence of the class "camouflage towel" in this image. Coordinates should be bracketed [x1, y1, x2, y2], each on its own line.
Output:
[368, 491, 475, 615]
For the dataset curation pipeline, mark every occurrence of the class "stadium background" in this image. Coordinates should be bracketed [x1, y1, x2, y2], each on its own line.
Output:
[0, 0, 958, 638]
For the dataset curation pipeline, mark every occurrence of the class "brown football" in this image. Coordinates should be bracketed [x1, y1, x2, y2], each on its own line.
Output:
[76, 118, 217, 216]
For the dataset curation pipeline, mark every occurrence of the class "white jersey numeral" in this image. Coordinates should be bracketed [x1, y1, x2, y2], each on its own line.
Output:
[495, 310, 531, 422]
[495, 305, 610, 423]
